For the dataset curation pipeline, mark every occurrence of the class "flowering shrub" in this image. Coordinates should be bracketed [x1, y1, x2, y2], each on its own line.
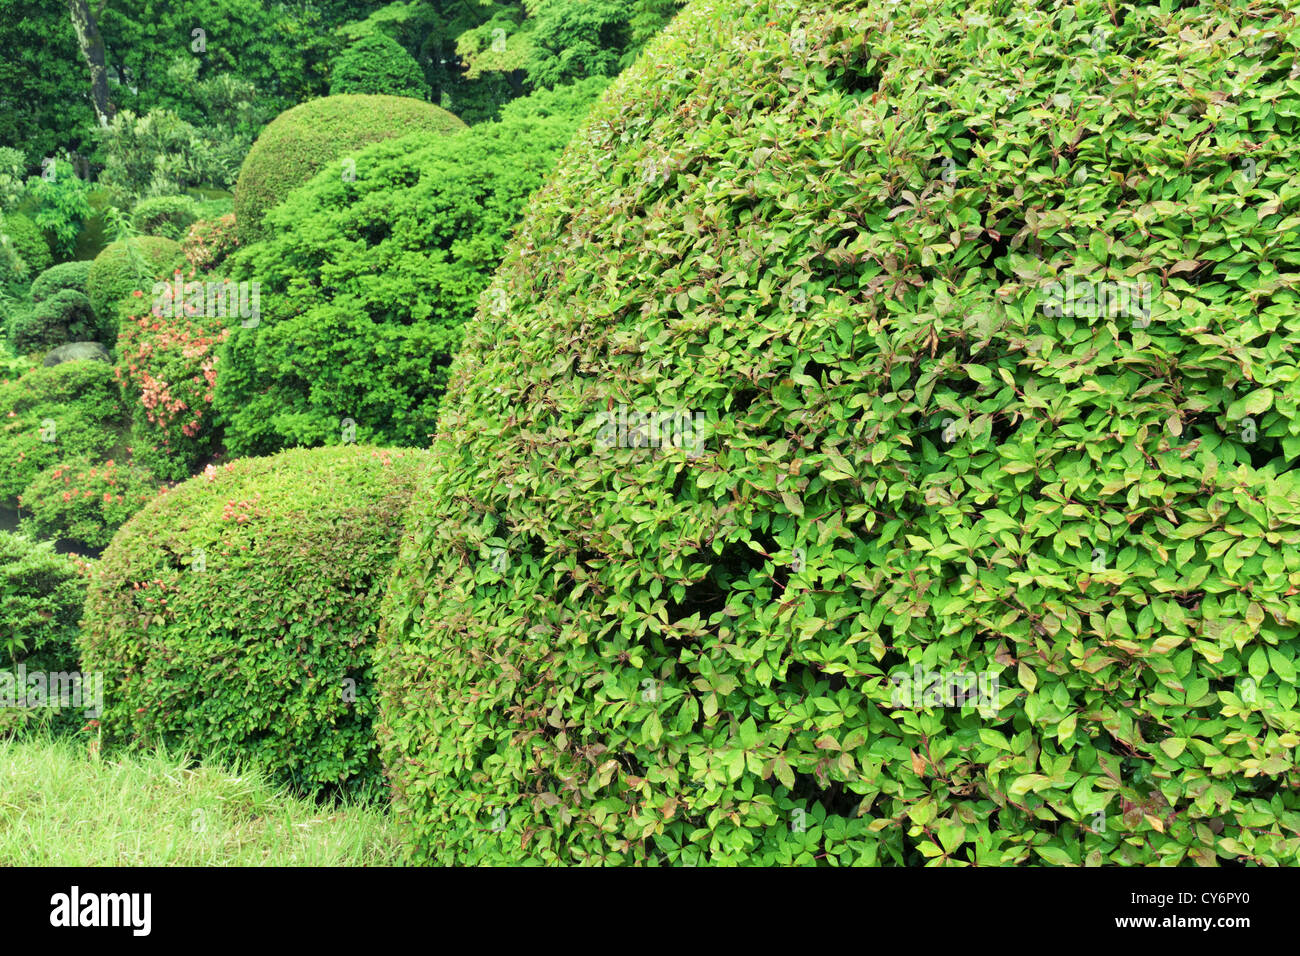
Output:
[114, 294, 229, 481]
[180, 214, 239, 274]
[19, 457, 160, 551]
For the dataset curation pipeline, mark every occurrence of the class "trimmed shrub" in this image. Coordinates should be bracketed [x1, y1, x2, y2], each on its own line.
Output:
[0, 360, 128, 499]
[0, 213, 52, 279]
[30, 260, 93, 304]
[0, 530, 90, 736]
[232, 94, 465, 243]
[180, 214, 238, 273]
[8, 289, 101, 354]
[80, 445, 428, 792]
[129, 195, 200, 241]
[376, 0, 1300, 866]
[87, 236, 182, 327]
[330, 32, 430, 99]
[113, 298, 229, 482]
[216, 80, 607, 456]
[19, 456, 160, 552]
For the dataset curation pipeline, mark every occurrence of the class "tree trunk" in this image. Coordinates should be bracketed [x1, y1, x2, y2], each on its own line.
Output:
[66, 0, 114, 127]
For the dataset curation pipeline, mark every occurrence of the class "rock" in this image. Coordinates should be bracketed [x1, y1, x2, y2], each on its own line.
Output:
[43, 341, 111, 367]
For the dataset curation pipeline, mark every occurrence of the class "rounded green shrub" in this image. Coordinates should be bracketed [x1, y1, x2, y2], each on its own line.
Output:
[8, 289, 100, 354]
[376, 0, 1300, 866]
[87, 236, 183, 327]
[217, 79, 607, 456]
[0, 530, 90, 736]
[19, 456, 160, 552]
[81, 445, 427, 792]
[329, 32, 430, 100]
[232, 95, 465, 243]
[30, 260, 93, 304]
[0, 213, 53, 280]
[0, 360, 128, 500]
[129, 195, 200, 241]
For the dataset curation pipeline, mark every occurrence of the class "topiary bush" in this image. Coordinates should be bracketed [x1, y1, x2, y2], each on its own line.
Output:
[18, 456, 160, 552]
[329, 32, 431, 100]
[0, 212, 53, 280]
[0, 531, 91, 736]
[0, 360, 128, 500]
[87, 236, 182, 328]
[216, 79, 607, 456]
[30, 260, 93, 305]
[7, 289, 101, 354]
[81, 445, 428, 792]
[129, 195, 200, 241]
[376, 0, 1300, 866]
[232, 94, 465, 244]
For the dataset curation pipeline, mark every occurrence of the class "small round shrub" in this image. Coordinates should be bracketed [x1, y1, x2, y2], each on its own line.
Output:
[8, 289, 101, 354]
[377, 0, 1300, 866]
[87, 236, 182, 326]
[81, 445, 427, 792]
[180, 214, 239, 273]
[330, 32, 430, 99]
[0, 213, 53, 279]
[217, 80, 606, 456]
[30, 260, 93, 304]
[0, 360, 128, 499]
[19, 456, 160, 552]
[232, 94, 465, 243]
[129, 195, 200, 241]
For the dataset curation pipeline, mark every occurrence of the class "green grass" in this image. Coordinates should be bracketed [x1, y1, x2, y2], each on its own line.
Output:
[0, 735, 405, 865]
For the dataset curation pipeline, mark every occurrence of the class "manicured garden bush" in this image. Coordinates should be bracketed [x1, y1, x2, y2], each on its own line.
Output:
[330, 32, 430, 99]
[0, 360, 128, 499]
[30, 260, 92, 305]
[232, 94, 465, 243]
[0, 530, 91, 736]
[7, 289, 99, 354]
[129, 195, 200, 241]
[216, 79, 606, 456]
[113, 301, 229, 482]
[81, 445, 428, 792]
[86, 236, 182, 327]
[19, 456, 160, 551]
[0, 212, 52, 279]
[376, 0, 1300, 866]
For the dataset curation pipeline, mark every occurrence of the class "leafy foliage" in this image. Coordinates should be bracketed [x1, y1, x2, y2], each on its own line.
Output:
[377, 0, 1300, 866]
[180, 214, 239, 274]
[22, 160, 94, 261]
[80, 445, 428, 792]
[0, 2, 94, 161]
[30, 261, 92, 305]
[86, 236, 182, 326]
[130, 195, 200, 241]
[217, 80, 605, 455]
[19, 456, 160, 551]
[0, 213, 52, 281]
[7, 288, 102, 355]
[232, 94, 466, 243]
[330, 31, 431, 99]
[0, 360, 127, 500]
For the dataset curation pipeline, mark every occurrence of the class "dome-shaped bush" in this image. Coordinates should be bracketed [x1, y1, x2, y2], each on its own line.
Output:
[329, 32, 430, 100]
[81, 445, 427, 792]
[8, 289, 101, 354]
[376, 0, 1300, 866]
[232, 95, 465, 244]
[216, 79, 608, 456]
[129, 195, 200, 241]
[86, 236, 182, 327]
[0, 213, 52, 280]
[30, 260, 93, 304]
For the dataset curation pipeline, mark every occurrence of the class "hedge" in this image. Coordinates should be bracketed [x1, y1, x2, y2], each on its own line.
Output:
[232, 94, 465, 243]
[375, 0, 1300, 865]
[80, 445, 428, 792]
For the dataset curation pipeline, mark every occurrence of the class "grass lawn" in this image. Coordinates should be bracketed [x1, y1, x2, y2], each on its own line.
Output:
[0, 735, 404, 865]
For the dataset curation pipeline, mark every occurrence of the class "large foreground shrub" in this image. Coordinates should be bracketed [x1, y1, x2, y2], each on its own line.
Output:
[376, 0, 1300, 865]
[216, 80, 607, 455]
[81, 445, 427, 792]
[232, 94, 465, 243]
